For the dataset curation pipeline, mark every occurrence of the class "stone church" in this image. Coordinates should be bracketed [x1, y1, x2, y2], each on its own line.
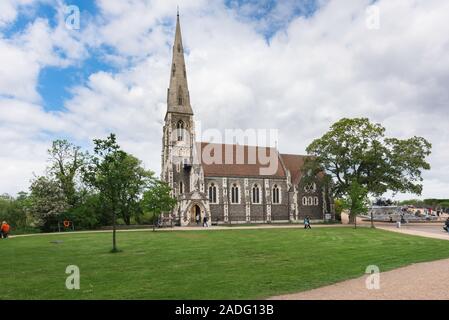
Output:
[161, 13, 334, 226]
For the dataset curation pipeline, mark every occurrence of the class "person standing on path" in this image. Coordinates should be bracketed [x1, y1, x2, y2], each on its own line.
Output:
[445, 218, 449, 234]
[306, 216, 312, 229]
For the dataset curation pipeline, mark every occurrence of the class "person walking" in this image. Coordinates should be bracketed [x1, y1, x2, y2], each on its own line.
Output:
[304, 216, 308, 229]
[1, 221, 10, 239]
[306, 216, 312, 229]
[203, 216, 209, 227]
[445, 218, 449, 234]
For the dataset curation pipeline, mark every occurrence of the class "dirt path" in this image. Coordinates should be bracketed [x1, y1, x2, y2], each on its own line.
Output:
[376, 224, 449, 241]
[269, 257, 449, 300]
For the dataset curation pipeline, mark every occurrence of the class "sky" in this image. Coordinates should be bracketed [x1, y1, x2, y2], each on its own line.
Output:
[0, 0, 448, 200]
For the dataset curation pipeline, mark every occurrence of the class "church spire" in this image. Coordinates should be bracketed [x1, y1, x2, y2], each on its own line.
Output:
[167, 10, 193, 115]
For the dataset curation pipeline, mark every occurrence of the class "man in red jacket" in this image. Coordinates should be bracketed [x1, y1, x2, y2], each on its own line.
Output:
[1, 221, 10, 239]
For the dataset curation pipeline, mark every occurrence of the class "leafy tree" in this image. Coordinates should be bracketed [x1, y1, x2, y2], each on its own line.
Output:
[306, 118, 432, 224]
[82, 134, 153, 251]
[333, 198, 344, 221]
[142, 180, 177, 231]
[29, 176, 70, 230]
[116, 154, 154, 225]
[341, 181, 370, 228]
[66, 193, 103, 230]
[48, 139, 87, 206]
[0, 193, 29, 229]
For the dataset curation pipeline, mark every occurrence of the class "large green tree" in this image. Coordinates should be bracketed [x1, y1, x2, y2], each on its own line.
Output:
[48, 139, 87, 206]
[142, 180, 177, 231]
[29, 176, 69, 230]
[306, 118, 432, 223]
[83, 134, 154, 251]
[0, 193, 30, 229]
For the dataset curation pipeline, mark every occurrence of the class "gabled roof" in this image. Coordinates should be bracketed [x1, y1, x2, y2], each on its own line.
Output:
[195, 142, 286, 178]
[280, 153, 309, 185]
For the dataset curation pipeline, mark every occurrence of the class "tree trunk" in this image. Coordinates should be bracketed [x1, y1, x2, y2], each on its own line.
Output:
[350, 202, 357, 229]
[152, 213, 155, 232]
[124, 213, 130, 225]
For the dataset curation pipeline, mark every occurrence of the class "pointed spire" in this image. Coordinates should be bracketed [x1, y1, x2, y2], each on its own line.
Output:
[166, 9, 193, 115]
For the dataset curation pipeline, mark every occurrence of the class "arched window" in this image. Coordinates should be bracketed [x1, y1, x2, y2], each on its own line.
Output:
[179, 181, 184, 194]
[178, 86, 183, 105]
[176, 120, 184, 141]
[177, 43, 181, 53]
[172, 64, 176, 76]
[272, 184, 280, 204]
[252, 184, 260, 204]
[308, 196, 313, 206]
[314, 196, 319, 206]
[231, 183, 239, 204]
[209, 183, 217, 204]
[302, 196, 308, 206]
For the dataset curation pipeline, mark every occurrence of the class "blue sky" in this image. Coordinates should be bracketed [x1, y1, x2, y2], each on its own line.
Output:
[1, 0, 448, 199]
[2, 0, 320, 113]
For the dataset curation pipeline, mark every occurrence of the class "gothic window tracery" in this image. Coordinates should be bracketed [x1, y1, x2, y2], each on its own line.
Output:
[272, 184, 280, 204]
[209, 183, 217, 204]
[252, 184, 260, 204]
[231, 183, 240, 204]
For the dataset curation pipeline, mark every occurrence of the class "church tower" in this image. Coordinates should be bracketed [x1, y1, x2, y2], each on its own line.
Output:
[161, 11, 209, 226]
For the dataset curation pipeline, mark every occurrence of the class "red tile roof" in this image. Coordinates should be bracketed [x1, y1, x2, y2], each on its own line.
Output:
[196, 142, 286, 178]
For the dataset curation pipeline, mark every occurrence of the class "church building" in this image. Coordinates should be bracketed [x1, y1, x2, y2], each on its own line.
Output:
[161, 13, 334, 226]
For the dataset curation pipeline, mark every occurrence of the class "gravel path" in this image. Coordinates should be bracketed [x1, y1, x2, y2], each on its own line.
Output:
[269, 226, 449, 300]
[269, 257, 449, 300]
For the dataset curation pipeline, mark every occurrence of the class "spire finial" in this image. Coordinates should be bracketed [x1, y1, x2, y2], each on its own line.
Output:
[177, 6, 179, 17]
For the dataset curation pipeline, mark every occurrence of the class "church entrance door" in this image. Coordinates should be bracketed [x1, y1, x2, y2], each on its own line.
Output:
[190, 205, 201, 224]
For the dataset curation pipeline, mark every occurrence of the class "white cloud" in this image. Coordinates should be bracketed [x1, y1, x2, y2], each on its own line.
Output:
[1, 0, 449, 201]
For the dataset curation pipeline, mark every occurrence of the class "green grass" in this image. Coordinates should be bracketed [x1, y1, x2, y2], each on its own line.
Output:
[1, 227, 449, 299]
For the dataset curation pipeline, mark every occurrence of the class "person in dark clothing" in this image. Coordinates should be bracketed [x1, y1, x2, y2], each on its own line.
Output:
[303, 216, 311, 229]
[445, 218, 449, 234]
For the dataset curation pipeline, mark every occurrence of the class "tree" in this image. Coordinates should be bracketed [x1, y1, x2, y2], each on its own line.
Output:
[333, 198, 344, 221]
[341, 181, 370, 229]
[29, 176, 70, 230]
[48, 139, 86, 206]
[142, 180, 177, 231]
[116, 154, 154, 225]
[82, 134, 153, 252]
[0, 193, 29, 229]
[306, 118, 432, 224]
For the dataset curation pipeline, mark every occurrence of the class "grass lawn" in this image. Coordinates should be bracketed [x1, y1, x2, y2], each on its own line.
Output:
[2, 227, 449, 299]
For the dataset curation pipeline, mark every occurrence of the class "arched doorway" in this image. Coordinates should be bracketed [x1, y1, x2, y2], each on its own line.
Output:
[190, 204, 201, 224]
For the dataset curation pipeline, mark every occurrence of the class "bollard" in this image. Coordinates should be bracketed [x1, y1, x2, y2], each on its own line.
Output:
[396, 221, 401, 228]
